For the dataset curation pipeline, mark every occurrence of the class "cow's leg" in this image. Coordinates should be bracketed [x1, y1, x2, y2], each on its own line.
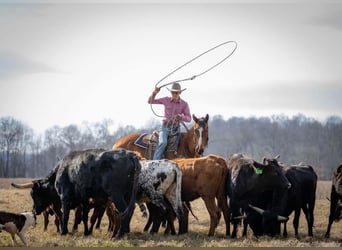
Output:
[143, 203, 154, 232]
[89, 208, 97, 233]
[242, 218, 248, 237]
[110, 196, 131, 239]
[164, 211, 177, 235]
[151, 200, 170, 234]
[106, 205, 114, 236]
[145, 203, 176, 235]
[307, 197, 315, 237]
[283, 222, 288, 237]
[202, 197, 220, 236]
[54, 214, 60, 233]
[184, 203, 190, 233]
[54, 206, 62, 233]
[325, 188, 338, 239]
[151, 212, 163, 234]
[113, 211, 121, 237]
[73, 207, 82, 232]
[325, 202, 338, 239]
[81, 204, 91, 236]
[164, 203, 177, 236]
[230, 205, 240, 238]
[217, 195, 230, 236]
[95, 206, 106, 229]
[43, 210, 49, 231]
[143, 197, 169, 235]
[165, 194, 186, 234]
[293, 208, 301, 238]
[302, 204, 312, 237]
[61, 202, 70, 235]
[90, 206, 105, 232]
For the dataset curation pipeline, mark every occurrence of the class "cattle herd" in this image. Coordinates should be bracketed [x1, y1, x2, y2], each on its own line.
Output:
[3, 145, 342, 246]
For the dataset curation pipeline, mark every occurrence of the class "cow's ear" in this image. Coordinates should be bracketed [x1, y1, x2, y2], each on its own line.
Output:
[33, 181, 40, 188]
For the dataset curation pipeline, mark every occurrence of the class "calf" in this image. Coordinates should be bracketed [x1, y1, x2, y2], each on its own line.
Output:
[0, 211, 36, 246]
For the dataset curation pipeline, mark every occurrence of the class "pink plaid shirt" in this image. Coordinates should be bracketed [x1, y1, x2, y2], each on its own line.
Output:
[148, 96, 191, 124]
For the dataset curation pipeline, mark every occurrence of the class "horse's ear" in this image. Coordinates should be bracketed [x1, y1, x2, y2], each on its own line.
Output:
[205, 114, 209, 123]
[192, 114, 198, 123]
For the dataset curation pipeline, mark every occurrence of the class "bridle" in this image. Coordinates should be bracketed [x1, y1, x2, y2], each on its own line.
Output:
[192, 117, 208, 156]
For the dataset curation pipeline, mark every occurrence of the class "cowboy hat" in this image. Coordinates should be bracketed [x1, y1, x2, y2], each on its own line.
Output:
[167, 82, 186, 92]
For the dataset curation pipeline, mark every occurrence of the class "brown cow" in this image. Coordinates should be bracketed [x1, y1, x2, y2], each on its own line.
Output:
[171, 155, 230, 236]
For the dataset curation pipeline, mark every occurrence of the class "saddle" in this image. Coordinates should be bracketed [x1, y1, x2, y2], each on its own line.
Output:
[134, 132, 159, 150]
[134, 132, 179, 159]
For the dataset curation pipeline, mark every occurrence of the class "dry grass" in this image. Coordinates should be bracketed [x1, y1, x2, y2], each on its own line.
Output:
[0, 178, 341, 247]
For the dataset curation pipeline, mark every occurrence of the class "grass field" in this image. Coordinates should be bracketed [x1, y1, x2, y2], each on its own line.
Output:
[0, 179, 341, 247]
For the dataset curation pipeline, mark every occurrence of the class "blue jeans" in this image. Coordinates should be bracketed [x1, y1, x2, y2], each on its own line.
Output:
[153, 124, 179, 160]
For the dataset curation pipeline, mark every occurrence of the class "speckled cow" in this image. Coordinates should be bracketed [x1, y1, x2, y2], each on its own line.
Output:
[137, 159, 186, 234]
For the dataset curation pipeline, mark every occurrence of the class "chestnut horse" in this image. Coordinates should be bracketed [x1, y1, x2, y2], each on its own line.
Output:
[112, 114, 209, 160]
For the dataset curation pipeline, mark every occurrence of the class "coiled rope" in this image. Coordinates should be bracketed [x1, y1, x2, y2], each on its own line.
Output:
[150, 40, 238, 118]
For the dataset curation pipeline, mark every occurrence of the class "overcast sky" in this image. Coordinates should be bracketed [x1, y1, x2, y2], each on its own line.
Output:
[0, 0, 341, 133]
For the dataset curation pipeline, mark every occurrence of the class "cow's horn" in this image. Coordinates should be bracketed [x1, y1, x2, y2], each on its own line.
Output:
[233, 215, 246, 220]
[277, 215, 288, 222]
[274, 154, 280, 160]
[248, 204, 265, 215]
[11, 182, 34, 189]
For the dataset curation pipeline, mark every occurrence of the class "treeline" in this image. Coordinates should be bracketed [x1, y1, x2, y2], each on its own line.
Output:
[207, 114, 342, 180]
[1, 114, 341, 180]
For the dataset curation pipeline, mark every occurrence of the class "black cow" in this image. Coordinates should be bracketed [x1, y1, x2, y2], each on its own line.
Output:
[226, 153, 291, 238]
[325, 163, 342, 239]
[54, 148, 141, 238]
[248, 158, 317, 238]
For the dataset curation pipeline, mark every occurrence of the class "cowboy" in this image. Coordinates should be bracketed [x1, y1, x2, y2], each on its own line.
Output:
[148, 82, 191, 160]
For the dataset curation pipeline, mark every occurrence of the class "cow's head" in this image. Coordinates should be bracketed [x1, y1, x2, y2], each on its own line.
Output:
[255, 156, 291, 191]
[192, 114, 209, 157]
[333, 164, 342, 196]
[248, 204, 288, 236]
[12, 172, 58, 215]
[31, 179, 59, 215]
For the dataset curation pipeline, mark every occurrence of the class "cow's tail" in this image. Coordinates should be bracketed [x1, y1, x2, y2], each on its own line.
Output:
[119, 153, 141, 220]
[174, 164, 187, 234]
[175, 165, 184, 217]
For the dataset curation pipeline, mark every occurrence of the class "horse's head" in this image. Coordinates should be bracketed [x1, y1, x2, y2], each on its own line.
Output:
[192, 114, 209, 157]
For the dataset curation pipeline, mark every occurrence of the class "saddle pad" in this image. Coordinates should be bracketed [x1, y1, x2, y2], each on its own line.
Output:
[134, 133, 156, 149]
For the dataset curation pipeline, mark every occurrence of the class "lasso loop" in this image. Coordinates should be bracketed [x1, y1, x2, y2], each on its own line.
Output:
[150, 40, 238, 118]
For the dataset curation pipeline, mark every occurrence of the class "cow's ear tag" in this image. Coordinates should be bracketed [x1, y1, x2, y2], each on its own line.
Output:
[255, 168, 263, 175]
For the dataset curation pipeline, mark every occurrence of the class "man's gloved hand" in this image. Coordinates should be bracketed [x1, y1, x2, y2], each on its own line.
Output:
[175, 114, 183, 122]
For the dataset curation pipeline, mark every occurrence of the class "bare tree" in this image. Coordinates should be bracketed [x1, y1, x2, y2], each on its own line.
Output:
[0, 117, 31, 177]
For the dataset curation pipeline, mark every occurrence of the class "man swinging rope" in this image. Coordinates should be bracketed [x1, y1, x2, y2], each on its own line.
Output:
[147, 83, 191, 160]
